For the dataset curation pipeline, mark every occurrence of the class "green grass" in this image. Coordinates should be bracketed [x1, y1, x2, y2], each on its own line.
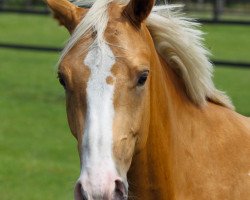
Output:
[0, 49, 79, 200]
[0, 13, 68, 46]
[0, 13, 249, 199]
[214, 67, 250, 116]
[202, 25, 250, 62]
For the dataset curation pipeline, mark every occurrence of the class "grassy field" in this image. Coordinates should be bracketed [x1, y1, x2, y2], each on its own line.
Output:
[0, 14, 68, 46]
[0, 49, 79, 200]
[0, 13, 249, 199]
[203, 25, 250, 62]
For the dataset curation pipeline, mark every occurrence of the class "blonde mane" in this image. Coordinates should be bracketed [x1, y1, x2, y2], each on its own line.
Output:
[61, 0, 234, 109]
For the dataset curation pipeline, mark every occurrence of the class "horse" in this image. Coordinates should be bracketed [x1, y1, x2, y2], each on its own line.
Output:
[46, 0, 250, 199]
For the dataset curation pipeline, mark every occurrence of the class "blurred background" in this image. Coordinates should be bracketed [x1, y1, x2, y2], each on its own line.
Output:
[0, 0, 249, 199]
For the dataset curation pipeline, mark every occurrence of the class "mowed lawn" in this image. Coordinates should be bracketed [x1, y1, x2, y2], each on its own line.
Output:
[202, 25, 250, 115]
[0, 49, 79, 199]
[0, 13, 250, 199]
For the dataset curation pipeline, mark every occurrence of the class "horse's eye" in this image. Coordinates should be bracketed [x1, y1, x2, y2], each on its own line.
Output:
[137, 70, 149, 86]
[58, 74, 66, 88]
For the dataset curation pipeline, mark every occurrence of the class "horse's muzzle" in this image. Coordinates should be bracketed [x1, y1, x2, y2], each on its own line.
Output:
[74, 179, 128, 200]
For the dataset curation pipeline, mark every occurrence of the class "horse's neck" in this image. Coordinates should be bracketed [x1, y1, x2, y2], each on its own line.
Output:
[128, 49, 195, 199]
[127, 33, 250, 200]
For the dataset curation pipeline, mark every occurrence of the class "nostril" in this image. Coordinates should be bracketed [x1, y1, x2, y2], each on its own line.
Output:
[74, 182, 88, 200]
[114, 179, 128, 199]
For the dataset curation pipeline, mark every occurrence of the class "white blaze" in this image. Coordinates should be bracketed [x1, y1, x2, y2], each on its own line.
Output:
[81, 42, 116, 190]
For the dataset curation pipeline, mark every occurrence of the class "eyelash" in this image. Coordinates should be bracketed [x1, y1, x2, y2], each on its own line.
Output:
[137, 70, 149, 86]
[58, 74, 66, 88]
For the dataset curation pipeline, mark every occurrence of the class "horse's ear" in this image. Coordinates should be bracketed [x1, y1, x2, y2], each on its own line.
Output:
[46, 0, 87, 33]
[122, 0, 155, 27]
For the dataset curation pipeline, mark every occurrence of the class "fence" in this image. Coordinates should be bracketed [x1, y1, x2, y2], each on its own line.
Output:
[0, 0, 250, 68]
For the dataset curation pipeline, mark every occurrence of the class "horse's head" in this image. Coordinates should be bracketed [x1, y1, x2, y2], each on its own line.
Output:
[47, 0, 155, 199]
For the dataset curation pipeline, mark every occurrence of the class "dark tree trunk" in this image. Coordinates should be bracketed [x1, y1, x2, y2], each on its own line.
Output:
[213, 0, 225, 21]
[0, 0, 5, 8]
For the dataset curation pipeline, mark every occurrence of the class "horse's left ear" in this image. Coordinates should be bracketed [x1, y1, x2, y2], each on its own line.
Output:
[122, 0, 155, 27]
[45, 0, 87, 33]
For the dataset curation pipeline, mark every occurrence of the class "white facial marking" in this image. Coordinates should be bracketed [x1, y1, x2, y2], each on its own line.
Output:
[81, 42, 116, 194]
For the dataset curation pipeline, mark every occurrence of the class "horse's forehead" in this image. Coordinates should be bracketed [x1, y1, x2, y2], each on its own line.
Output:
[60, 3, 150, 75]
[84, 43, 116, 78]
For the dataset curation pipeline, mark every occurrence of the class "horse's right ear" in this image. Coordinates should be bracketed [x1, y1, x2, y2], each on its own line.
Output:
[45, 0, 87, 33]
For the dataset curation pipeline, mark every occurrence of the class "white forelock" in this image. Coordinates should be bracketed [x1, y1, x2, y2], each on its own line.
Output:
[59, 0, 234, 109]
